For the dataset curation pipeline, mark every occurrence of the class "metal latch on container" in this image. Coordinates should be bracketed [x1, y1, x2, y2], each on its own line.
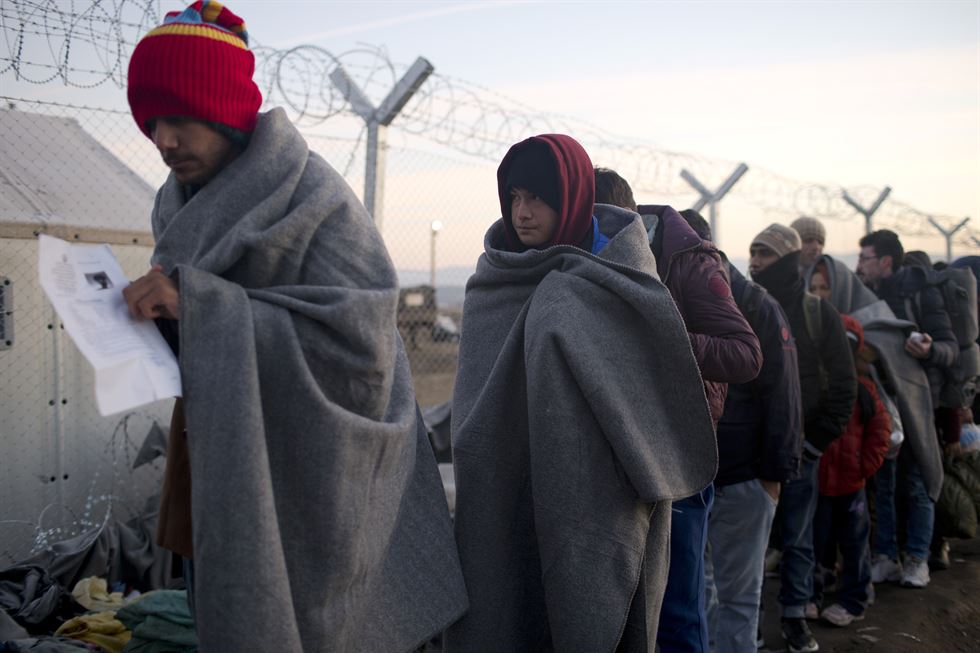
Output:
[0, 277, 11, 350]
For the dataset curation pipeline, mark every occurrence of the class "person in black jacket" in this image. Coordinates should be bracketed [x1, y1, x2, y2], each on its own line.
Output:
[749, 224, 857, 653]
[857, 230, 957, 589]
[679, 211, 802, 653]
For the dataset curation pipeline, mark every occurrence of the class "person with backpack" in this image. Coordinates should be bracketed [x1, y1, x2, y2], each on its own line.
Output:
[810, 315, 891, 627]
[593, 171, 762, 653]
[677, 210, 802, 653]
[856, 230, 960, 589]
[448, 135, 718, 652]
[749, 224, 857, 653]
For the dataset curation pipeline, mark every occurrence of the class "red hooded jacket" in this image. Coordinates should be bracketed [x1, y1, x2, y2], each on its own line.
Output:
[818, 315, 891, 496]
[497, 134, 595, 251]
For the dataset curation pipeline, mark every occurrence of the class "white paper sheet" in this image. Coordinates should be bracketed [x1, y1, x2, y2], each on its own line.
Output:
[38, 234, 182, 416]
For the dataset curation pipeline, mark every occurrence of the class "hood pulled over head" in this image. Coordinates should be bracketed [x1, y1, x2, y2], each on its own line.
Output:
[496, 134, 595, 251]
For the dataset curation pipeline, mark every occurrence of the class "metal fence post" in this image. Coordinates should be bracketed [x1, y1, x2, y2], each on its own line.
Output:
[926, 216, 970, 262]
[842, 187, 891, 234]
[329, 57, 435, 230]
[680, 163, 749, 245]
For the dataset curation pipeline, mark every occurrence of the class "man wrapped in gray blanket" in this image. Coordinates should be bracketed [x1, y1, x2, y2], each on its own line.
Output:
[446, 134, 718, 652]
[120, 3, 466, 651]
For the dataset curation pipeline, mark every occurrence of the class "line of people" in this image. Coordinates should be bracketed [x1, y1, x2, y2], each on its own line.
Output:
[112, 3, 978, 652]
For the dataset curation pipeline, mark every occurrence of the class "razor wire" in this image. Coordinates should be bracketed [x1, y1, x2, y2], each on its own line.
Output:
[1, 0, 977, 246]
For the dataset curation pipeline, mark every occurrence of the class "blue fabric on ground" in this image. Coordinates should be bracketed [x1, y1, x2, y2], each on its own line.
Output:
[116, 590, 196, 652]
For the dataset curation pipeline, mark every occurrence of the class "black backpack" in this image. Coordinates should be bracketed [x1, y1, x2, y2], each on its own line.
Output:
[906, 267, 980, 409]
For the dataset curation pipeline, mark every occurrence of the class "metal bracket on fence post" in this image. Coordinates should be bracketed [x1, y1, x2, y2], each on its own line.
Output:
[680, 163, 748, 246]
[329, 57, 435, 230]
[842, 186, 891, 234]
[926, 216, 970, 263]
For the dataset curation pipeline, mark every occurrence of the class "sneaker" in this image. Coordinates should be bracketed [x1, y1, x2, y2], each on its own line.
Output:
[820, 603, 864, 627]
[781, 617, 819, 653]
[870, 554, 902, 583]
[805, 602, 819, 620]
[901, 556, 930, 588]
[929, 540, 951, 571]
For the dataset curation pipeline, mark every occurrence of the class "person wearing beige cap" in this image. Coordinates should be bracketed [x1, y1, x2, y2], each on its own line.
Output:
[749, 223, 857, 653]
[791, 217, 827, 272]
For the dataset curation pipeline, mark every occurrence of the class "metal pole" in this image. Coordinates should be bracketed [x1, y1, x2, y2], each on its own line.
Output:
[842, 186, 891, 234]
[430, 220, 443, 288]
[329, 57, 435, 230]
[430, 228, 437, 288]
[680, 163, 748, 244]
[363, 123, 386, 226]
[926, 216, 969, 262]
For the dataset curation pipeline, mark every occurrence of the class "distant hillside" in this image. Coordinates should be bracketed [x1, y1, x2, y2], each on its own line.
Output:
[398, 252, 861, 312]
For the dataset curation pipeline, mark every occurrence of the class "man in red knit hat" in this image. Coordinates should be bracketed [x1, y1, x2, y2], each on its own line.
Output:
[121, 3, 466, 651]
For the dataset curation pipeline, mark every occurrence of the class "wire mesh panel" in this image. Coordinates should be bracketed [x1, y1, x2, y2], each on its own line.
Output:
[0, 236, 172, 565]
[1, 0, 976, 565]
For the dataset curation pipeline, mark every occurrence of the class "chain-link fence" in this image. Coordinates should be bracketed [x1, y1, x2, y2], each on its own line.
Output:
[1, 0, 977, 563]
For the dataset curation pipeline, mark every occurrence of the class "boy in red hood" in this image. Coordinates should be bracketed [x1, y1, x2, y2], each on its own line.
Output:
[449, 135, 719, 652]
[811, 315, 891, 627]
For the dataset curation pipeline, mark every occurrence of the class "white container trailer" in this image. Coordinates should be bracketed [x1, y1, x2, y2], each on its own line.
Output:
[0, 109, 172, 565]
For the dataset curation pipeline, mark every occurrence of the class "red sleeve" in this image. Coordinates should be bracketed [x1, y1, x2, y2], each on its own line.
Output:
[676, 253, 762, 384]
[860, 379, 892, 479]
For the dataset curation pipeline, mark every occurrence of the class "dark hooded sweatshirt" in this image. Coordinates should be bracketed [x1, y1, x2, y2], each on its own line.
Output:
[636, 205, 762, 427]
[753, 252, 857, 457]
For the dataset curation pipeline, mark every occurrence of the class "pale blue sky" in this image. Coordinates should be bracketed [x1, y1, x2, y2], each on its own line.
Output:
[5, 0, 976, 267]
[232, 0, 980, 260]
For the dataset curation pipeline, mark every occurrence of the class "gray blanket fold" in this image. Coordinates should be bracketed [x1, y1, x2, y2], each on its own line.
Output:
[150, 108, 466, 652]
[810, 256, 942, 499]
[447, 206, 717, 652]
[852, 301, 943, 499]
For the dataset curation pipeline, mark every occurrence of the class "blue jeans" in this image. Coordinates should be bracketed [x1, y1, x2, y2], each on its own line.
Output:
[657, 483, 714, 653]
[873, 454, 934, 561]
[812, 489, 871, 615]
[705, 479, 777, 653]
[777, 458, 819, 619]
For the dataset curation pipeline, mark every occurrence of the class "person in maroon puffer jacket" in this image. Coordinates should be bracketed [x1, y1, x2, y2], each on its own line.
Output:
[811, 314, 891, 627]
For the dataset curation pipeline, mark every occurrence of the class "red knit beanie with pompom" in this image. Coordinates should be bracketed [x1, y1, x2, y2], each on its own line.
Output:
[127, 1, 263, 139]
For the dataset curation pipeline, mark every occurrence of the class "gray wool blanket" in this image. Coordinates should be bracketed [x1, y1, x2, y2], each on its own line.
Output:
[149, 108, 466, 652]
[808, 257, 942, 499]
[446, 206, 718, 653]
[805, 254, 879, 314]
[851, 300, 943, 500]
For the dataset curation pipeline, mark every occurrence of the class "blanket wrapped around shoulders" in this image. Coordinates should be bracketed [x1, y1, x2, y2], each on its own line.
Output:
[811, 256, 943, 500]
[851, 300, 943, 499]
[150, 108, 466, 652]
[447, 205, 718, 652]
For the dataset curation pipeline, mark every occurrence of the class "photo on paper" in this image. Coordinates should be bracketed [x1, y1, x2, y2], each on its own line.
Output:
[84, 271, 113, 291]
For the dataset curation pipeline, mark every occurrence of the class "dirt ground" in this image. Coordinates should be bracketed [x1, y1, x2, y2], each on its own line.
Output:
[407, 339, 458, 407]
[760, 536, 980, 652]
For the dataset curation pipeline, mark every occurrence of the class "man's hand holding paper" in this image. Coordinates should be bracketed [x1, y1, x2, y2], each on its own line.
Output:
[124, 265, 180, 321]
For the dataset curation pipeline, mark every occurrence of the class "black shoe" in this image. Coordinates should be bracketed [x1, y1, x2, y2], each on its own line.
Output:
[929, 540, 951, 571]
[781, 617, 819, 653]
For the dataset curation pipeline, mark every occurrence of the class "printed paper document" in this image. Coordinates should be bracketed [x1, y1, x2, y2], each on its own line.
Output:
[38, 234, 182, 415]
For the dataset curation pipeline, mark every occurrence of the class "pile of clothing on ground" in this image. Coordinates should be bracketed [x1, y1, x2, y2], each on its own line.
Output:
[1, 494, 194, 652]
